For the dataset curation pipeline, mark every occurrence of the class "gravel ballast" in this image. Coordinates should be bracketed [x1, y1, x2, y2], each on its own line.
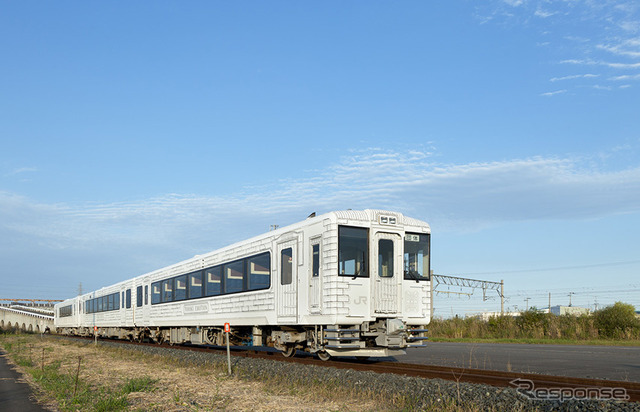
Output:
[94, 339, 639, 411]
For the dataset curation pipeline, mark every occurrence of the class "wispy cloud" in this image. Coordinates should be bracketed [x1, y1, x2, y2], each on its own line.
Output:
[2, 148, 639, 254]
[561, 59, 640, 70]
[550, 74, 599, 82]
[2, 148, 640, 297]
[480, 1, 640, 94]
[540, 89, 567, 97]
[609, 73, 640, 80]
[4, 167, 38, 177]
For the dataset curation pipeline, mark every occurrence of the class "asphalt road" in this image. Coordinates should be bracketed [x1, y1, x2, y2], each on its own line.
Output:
[398, 342, 640, 382]
[0, 350, 48, 412]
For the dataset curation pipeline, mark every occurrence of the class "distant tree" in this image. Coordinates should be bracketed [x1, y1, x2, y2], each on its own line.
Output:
[594, 302, 639, 339]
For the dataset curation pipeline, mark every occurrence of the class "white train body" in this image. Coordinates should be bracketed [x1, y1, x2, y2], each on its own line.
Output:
[55, 210, 431, 359]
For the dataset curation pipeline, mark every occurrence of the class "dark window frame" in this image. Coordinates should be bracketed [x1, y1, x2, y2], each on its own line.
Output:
[403, 232, 431, 281]
[150, 252, 272, 305]
[338, 225, 369, 278]
[281, 248, 293, 285]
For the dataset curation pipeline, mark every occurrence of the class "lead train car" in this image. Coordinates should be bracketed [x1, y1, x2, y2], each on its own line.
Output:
[55, 210, 431, 360]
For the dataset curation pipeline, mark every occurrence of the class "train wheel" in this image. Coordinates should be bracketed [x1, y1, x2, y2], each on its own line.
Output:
[317, 350, 331, 361]
[282, 345, 296, 358]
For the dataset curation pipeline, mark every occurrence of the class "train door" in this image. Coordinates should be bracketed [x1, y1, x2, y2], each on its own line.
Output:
[373, 232, 401, 314]
[141, 279, 150, 326]
[277, 240, 298, 322]
[309, 237, 322, 314]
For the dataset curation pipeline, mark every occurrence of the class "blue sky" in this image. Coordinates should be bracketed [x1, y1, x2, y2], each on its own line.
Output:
[1, 1, 639, 315]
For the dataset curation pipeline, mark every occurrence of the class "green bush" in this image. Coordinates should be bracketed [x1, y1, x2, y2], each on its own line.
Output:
[594, 302, 640, 339]
[429, 302, 639, 342]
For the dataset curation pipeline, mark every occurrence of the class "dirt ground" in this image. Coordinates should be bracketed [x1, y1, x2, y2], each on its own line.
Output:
[2, 335, 376, 411]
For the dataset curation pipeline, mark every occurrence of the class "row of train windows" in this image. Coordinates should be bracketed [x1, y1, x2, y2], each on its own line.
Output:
[85, 292, 123, 314]
[151, 252, 270, 305]
[59, 304, 73, 317]
[85, 286, 149, 314]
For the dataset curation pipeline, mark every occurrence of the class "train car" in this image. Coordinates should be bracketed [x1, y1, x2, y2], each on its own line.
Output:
[55, 209, 431, 360]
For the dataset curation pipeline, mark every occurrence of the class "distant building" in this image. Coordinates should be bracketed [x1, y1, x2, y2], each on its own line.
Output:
[550, 305, 590, 316]
[472, 311, 521, 321]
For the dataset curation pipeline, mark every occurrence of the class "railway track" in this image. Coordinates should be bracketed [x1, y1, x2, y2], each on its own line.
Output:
[64, 335, 640, 403]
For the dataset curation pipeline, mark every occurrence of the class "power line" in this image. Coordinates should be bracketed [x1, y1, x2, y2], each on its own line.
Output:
[457, 260, 640, 276]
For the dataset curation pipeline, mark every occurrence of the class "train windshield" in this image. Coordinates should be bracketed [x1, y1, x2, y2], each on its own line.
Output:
[338, 226, 369, 278]
[404, 233, 430, 281]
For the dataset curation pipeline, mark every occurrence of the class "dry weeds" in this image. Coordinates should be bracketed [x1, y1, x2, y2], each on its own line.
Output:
[3, 335, 377, 411]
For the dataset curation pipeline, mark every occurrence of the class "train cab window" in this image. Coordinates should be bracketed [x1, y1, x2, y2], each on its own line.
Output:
[162, 279, 173, 302]
[189, 272, 203, 299]
[404, 233, 430, 281]
[281, 248, 293, 285]
[175, 275, 187, 301]
[205, 266, 222, 296]
[312, 244, 320, 277]
[248, 252, 270, 290]
[338, 226, 369, 278]
[378, 239, 394, 278]
[126, 289, 132, 308]
[151, 282, 161, 304]
[224, 260, 244, 294]
[136, 286, 143, 307]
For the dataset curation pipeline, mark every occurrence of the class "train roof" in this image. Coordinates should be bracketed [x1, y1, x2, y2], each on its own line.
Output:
[63, 209, 429, 303]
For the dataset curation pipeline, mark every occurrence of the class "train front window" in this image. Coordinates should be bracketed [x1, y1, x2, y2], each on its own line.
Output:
[404, 233, 430, 281]
[338, 226, 369, 278]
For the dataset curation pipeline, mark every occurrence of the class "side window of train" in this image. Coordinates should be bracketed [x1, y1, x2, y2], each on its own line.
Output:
[121, 291, 125, 309]
[162, 279, 173, 302]
[206, 266, 222, 296]
[312, 243, 320, 277]
[151, 282, 161, 304]
[224, 260, 244, 294]
[136, 286, 143, 307]
[144, 285, 148, 305]
[248, 252, 270, 290]
[126, 289, 132, 309]
[281, 247, 293, 285]
[189, 271, 203, 299]
[175, 275, 187, 301]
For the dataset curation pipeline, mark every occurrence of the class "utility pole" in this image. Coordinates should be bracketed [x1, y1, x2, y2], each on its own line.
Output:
[525, 297, 531, 311]
[500, 280, 504, 314]
[568, 292, 575, 307]
[548, 292, 551, 314]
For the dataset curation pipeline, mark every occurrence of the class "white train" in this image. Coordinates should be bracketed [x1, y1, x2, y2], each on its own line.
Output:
[55, 210, 431, 360]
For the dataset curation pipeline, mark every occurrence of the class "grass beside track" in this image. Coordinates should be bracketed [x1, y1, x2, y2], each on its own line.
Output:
[0, 331, 527, 412]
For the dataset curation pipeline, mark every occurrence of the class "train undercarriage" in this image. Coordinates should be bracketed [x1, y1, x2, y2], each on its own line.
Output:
[57, 319, 428, 360]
